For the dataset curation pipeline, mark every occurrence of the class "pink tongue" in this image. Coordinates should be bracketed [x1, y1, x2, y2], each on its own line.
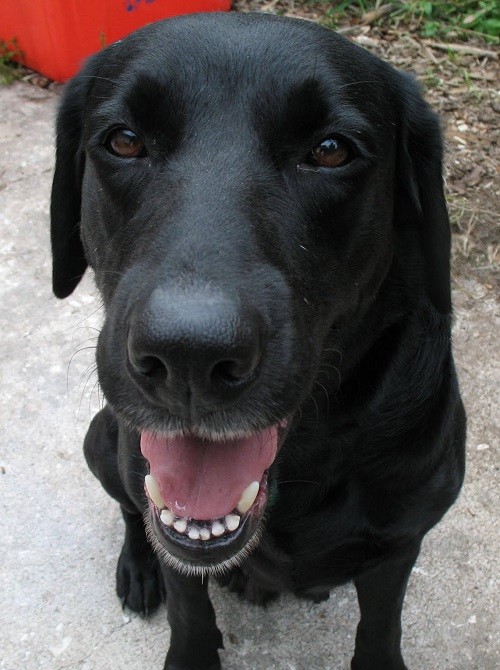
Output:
[141, 427, 278, 520]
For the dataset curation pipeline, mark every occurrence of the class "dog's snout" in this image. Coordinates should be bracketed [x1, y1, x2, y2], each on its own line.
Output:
[127, 288, 265, 412]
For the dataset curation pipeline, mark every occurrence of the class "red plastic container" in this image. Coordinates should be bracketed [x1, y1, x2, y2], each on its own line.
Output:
[0, 0, 231, 82]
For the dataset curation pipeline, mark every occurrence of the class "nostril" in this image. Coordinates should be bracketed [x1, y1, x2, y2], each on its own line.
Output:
[210, 358, 257, 388]
[127, 326, 169, 380]
[134, 354, 168, 380]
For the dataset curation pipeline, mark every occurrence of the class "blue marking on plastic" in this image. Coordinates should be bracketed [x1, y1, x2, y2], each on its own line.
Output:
[125, 0, 156, 12]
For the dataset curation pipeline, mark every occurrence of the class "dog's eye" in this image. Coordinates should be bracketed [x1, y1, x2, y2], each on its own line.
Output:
[106, 128, 146, 158]
[309, 137, 351, 168]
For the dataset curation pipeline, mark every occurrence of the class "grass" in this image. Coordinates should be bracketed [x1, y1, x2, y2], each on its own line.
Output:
[399, 0, 500, 40]
[303, 1, 500, 42]
[0, 38, 24, 85]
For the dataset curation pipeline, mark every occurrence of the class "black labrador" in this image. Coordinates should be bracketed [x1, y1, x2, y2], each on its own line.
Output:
[50, 12, 466, 670]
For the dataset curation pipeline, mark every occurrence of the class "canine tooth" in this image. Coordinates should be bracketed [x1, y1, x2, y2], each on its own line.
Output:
[211, 521, 225, 537]
[236, 481, 259, 514]
[160, 509, 175, 526]
[173, 518, 187, 534]
[199, 527, 211, 541]
[188, 527, 200, 540]
[145, 475, 165, 509]
[225, 514, 240, 532]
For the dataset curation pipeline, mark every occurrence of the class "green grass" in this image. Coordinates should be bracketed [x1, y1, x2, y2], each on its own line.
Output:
[0, 38, 24, 85]
[401, 0, 500, 40]
[304, 1, 499, 42]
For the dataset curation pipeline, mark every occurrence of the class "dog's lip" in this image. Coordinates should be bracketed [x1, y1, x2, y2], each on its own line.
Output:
[146, 473, 269, 567]
[155, 509, 253, 558]
[142, 418, 292, 567]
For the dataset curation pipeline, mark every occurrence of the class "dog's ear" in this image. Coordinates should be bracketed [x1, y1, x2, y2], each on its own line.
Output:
[394, 74, 451, 315]
[51, 58, 99, 299]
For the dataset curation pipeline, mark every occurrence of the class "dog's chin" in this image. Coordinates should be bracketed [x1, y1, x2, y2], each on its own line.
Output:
[143, 483, 268, 578]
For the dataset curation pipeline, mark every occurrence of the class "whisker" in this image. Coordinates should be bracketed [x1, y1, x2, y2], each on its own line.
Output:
[78, 366, 98, 419]
[66, 345, 98, 395]
[313, 380, 331, 416]
[88, 378, 104, 414]
[55, 305, 104, 335]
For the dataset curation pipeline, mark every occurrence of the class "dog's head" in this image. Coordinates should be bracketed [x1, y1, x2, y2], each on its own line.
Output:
[51, 13, 451, 573]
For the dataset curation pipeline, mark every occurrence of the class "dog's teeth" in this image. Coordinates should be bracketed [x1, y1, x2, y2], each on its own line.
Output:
[163, 509, 242, 539]
[160, 509, 175, 526]
[225, 514, 240, 531]
[173, 518, 187, 534]
[211, 521, 225, 537]
[199, 527, 211, 541]
[236, 481, 259, 514]
[188, 527, 200, 540]
[145, 475, 166, 509]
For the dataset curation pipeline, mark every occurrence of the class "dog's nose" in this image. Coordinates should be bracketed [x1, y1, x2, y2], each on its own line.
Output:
[127, 288, 265, 413]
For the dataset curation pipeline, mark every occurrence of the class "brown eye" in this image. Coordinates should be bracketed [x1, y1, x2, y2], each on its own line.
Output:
[107, 128, 145, 158]
[310, 137, 350, 168]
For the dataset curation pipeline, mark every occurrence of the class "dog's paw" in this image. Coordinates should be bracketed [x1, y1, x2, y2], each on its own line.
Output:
[116, 545, 166, 616]
[164, 664, 221, 670]
[217, 568, 278, 606]
[296, 587, 330, 604]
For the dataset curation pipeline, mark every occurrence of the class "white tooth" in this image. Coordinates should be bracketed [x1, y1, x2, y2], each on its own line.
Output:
[188, 527, 200, 540]
[160, 509, 175, 526]
[173, 518, 187, 534]
[225, 514, 240, 532]
[211, 521, 225, 537]
[236, 481, 259, 514]
[199, 527, 211, 541]
[145, 475, 166, 509]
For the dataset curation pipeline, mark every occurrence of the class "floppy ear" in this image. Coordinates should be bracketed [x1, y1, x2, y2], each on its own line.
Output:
[394, 74, 451, 315]
[51, 61, 98, 298]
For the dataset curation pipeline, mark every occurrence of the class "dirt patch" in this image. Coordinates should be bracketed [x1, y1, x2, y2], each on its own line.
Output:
[234, 1, 499, 294]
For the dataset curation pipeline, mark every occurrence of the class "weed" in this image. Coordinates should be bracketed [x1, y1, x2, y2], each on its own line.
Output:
[469, 85, 484, 103]
[398, 0, 500, 41]
[307, 1, 500, 42]
[0, 38, 24, 85]
[448, 195, 469, 229]
[422, 68, 443, 89]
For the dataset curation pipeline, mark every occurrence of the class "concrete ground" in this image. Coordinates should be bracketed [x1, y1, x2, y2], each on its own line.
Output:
[0, 81, 498, 670]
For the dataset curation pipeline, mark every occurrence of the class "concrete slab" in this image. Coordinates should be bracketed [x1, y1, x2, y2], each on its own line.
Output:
[0, 81, 498, 670]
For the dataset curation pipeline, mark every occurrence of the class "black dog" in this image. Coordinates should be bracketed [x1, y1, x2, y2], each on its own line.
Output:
[51, 12, 466, 670]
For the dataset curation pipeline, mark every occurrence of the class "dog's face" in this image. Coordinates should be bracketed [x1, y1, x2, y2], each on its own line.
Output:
[51, 13, 450, 573]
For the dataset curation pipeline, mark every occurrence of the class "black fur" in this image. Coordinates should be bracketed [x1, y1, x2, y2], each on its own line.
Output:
[51, 13, 466, 670]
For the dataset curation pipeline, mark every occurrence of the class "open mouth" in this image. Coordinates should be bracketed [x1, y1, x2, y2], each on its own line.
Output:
[140, 421, 289, 574]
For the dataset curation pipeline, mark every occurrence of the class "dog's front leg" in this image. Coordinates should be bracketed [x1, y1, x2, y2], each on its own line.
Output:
[351, 541, 421, 670]
[162, 567, 223, 670]
[84, 408, 166, 615]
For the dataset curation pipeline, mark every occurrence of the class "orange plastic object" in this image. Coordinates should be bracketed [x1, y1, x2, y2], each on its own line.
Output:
[0, 0, 231, 82]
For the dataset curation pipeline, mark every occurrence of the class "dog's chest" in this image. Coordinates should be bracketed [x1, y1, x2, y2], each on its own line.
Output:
[248, 479, 373, 591]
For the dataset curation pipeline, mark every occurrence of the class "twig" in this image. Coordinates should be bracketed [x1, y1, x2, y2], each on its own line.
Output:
[260, 0, 280, 11]
[361, 3, 393, 25]
[426, 41, 498, 59]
